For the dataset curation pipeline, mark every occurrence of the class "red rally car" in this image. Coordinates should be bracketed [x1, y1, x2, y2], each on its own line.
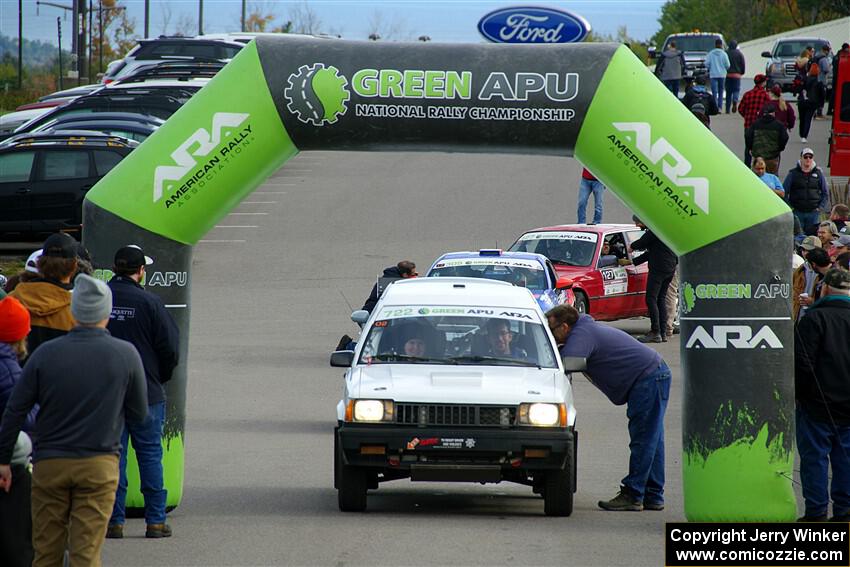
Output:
[508, 224, 649, 321]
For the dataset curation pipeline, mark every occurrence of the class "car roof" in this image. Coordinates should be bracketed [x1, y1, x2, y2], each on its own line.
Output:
[39, 112, 165, 126]
[0, 130, 138, 149]
[379, 277, 539, 311]
[433, 250, 549, 265]
[518, 223, 639, 235]
[104, 78, 209, 90]
[138, 36, 245, 48]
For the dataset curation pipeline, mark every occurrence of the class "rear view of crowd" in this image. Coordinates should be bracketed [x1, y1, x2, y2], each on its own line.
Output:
[0, 232, 179, 566]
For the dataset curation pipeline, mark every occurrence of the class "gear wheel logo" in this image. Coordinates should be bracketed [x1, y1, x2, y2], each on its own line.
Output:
[284, 63, 350, 126]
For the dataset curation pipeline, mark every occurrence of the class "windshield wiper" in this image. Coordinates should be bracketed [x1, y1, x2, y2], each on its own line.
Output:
[447, 355, 539, 367]
[369, 353, 444, 363]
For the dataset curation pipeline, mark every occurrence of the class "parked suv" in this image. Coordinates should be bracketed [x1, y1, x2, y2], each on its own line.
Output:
[0, 131, 137, 236]
[762, 37, 832, 93]
[650, 32, 726, 79]
[103, 36, 243, 83]
[331, 277, 579, 516]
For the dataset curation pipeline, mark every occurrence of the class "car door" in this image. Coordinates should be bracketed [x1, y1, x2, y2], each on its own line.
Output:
[594, 231, 631, 318]
[29, 148, 96, 232]
[0, 149, 36, 232]
[624, 228, 649, 316]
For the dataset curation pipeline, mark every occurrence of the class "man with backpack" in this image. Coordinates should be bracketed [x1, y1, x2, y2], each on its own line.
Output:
[745, 103, 789, 174]
[682, 75, 718, 116]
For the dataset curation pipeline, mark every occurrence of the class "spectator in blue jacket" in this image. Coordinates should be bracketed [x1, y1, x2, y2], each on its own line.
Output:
[106, 245, 179, 540]
[705, 39, 731, 110]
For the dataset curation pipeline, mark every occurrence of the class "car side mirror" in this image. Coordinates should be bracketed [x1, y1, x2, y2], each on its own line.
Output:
[761, 51, 772, 58]
[350, 310, 369, 325]
[648, 47, 657, 59]
[330, 350, 355, 367]
[555, 276, 573, 289]
[562, 356, 587, 372]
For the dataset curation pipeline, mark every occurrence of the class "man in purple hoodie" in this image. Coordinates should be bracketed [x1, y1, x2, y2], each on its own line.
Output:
[547, 304, 671, 512]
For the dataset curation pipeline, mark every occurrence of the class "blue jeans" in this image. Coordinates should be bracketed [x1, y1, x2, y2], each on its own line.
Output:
[577, 178, 605, 224]
[110, 402, 167, 525]
[710, 77, 724, 109]
[724, 77, 741, 112]
[663, 79, 679, 97]
[796, 406, 850, 517]
[793, 210, 820, 235]
[622, 362, 671, 503]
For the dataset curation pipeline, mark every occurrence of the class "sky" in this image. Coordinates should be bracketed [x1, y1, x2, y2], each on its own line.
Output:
[0, 0, 665, 52]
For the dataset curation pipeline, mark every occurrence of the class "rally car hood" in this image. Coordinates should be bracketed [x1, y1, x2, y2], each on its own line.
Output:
[353, 364, 560, 405]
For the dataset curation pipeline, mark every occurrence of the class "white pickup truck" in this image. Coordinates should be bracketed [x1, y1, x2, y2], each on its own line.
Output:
[331, 277, 579, 516]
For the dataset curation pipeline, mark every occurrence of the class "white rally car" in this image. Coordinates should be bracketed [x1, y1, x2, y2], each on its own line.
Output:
[331, 277, 579, 516]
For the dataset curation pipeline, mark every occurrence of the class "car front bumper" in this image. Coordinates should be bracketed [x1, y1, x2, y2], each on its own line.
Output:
[337, 423, 574, 480]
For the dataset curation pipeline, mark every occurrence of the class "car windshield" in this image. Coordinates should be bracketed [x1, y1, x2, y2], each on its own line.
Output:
[773, 40, 829, 58]
[358, 308, 558, 368]
[509, 231, 598, 267]
[667, 36, 719, 52]
[428, 258, 547, 290]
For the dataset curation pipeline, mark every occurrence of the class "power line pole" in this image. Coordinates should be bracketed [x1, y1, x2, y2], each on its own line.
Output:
[17, 0, 23, 89]
[88, 0, 92, 82]
[241, 0, 246, 32]
[198, 0, 204, 35]
[98, 0, 103, 73]
[144, 0, 149, 37]
[57, 17, 63, 90]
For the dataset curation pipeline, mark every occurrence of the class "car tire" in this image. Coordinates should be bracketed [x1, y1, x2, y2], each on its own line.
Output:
[573, 291, 588, 314]
[543, 441, 574, 517]
[336, 441, 368, 512]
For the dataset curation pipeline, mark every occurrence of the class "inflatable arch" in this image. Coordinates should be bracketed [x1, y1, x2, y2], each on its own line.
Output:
[83, 36, 795, 521]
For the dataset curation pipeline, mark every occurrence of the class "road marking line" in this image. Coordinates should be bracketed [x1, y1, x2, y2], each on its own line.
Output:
[679, 316, 791, 320]
[165, 304, 188, 308]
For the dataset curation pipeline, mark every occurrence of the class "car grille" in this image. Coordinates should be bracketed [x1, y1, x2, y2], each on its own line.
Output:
[395, 403, 517, 427]
[784, 63, 797, 76]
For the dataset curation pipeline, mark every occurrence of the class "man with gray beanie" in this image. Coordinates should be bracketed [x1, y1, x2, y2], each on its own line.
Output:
[0, 273, 147, 567]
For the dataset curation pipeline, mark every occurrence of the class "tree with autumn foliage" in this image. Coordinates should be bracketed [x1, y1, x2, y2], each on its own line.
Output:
[652, 0, 849, 47]
[90, 0, 137, 74]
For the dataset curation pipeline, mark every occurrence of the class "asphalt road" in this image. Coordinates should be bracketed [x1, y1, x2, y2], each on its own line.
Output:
[83, 107, 831, 566]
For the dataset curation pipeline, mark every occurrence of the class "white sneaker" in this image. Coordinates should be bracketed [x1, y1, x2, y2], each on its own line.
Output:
[801, 137, 807, 143]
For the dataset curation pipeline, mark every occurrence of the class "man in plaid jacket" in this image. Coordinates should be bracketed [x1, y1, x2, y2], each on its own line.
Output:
[738, 74, 771, 167]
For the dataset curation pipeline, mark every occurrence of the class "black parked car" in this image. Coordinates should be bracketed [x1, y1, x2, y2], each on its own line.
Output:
[28, 112, 165, 142]
[11, 80, 207, 136]
[0, 131, 138, 237]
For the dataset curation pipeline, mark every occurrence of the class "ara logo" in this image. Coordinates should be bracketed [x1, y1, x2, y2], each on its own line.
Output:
[612, 122, 709, 214]
[685, 325, 783, 349]
[153, 112, 250, 203]
[285, 63, 350, 126]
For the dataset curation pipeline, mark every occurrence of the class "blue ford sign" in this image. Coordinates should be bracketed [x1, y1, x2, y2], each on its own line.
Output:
[478, 6, 591, 44]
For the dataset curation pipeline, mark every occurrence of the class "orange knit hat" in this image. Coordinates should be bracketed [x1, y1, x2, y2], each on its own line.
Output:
[0, 297, 31, 343]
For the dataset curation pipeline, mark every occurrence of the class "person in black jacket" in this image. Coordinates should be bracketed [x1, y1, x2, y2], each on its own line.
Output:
[745, 104, 789, 174]
[361, 260, 418, 314]
[783, 148, 830, 235]
[795, 268, 850, 521]
[681, 75, 719, 117]
[105, 245, 179, 540]
[629, 217, 678, 343]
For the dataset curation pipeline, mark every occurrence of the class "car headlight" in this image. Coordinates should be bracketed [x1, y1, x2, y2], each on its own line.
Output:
[347, 399, 394, 422]
[518, 403, 566, 427]
[769, 63, 783, 75]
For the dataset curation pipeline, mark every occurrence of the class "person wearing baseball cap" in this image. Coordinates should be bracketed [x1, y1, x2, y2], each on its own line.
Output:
[745, 102, 788, 174]
[0, 272, 147, 565]
[795, 267, 850, 521]
[737, 73, 771, 165]
[7, 233, 80, 354]
[783, 148, 829, 236]
[830, 234, 850, 261]
[105, 245, 179, 540]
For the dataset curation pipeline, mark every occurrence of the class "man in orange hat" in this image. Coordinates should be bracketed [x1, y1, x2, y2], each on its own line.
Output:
[0, 296, 35, 567]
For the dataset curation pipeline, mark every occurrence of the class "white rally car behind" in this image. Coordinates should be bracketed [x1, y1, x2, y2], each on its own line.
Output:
[331, 277, 580, 516]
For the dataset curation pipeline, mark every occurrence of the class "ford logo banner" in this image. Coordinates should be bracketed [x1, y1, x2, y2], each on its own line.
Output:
[477, 6, 591, 44]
